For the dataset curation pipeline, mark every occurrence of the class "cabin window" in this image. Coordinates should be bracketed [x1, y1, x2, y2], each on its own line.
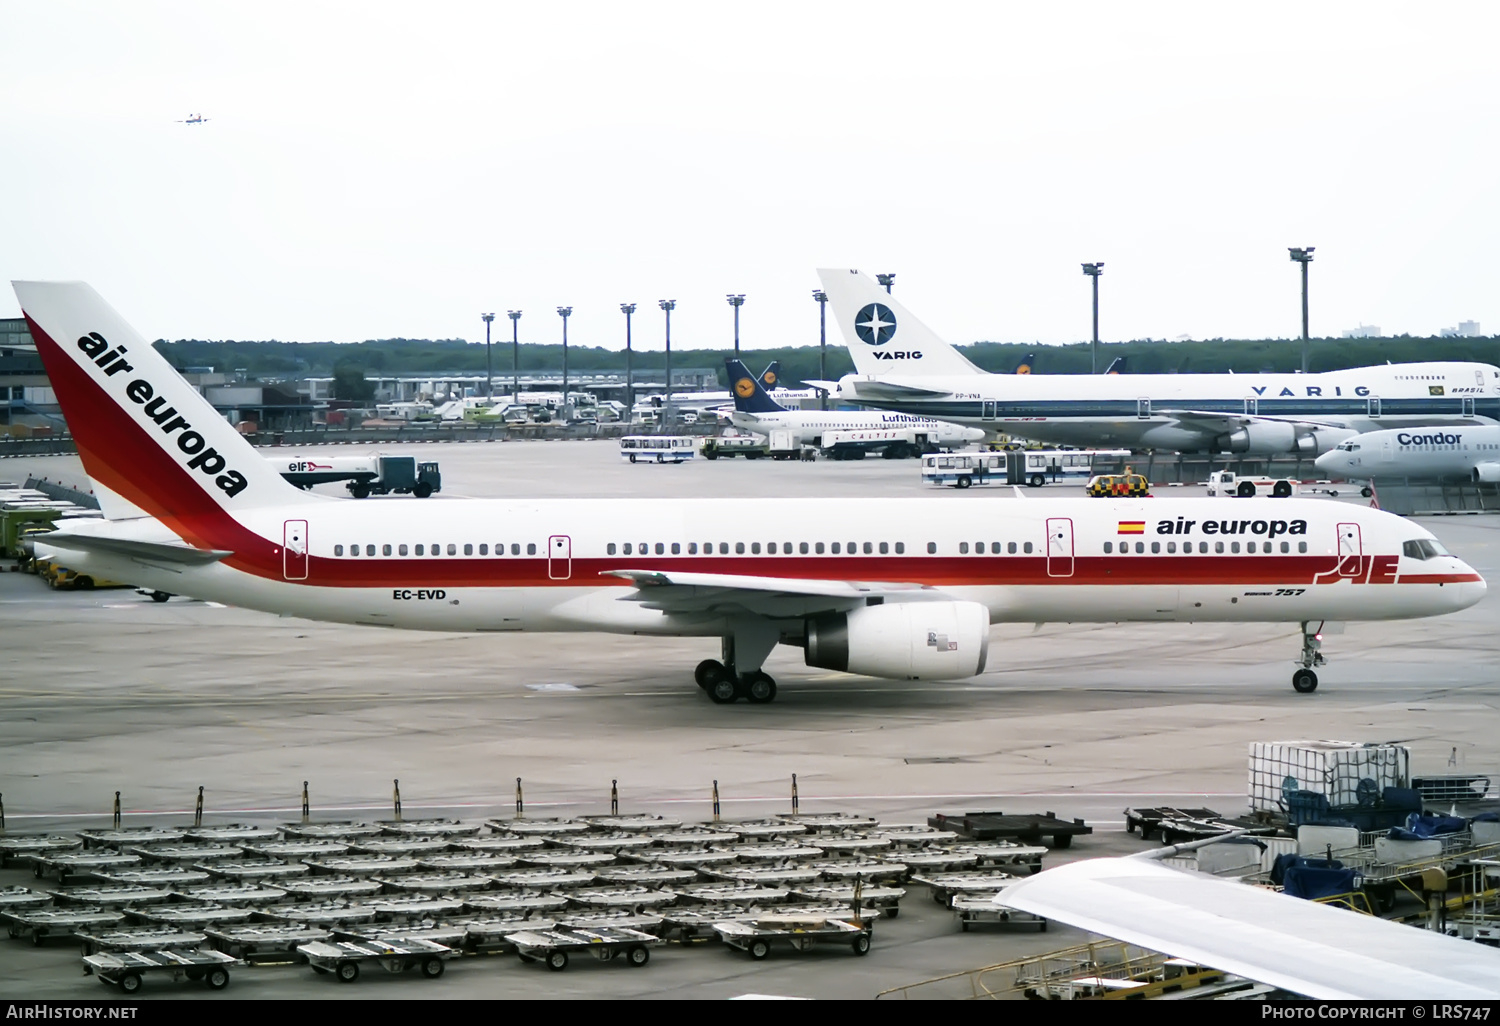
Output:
[608, 543, 617, 555]
[335, 544, 344, 556]
[513, 544, 523, 556]
[366, 545, 376, 557]
[767, 543, 777, 554]
[879, 542, 889, 555]
[688, 543, 697, 554]
[671, 542, 680, 555]
[736, 542, 746, 554]
[960, 542, 970, 554]
[1008, 542, 1017, 554]
[1151, 542, 1160, 554]
[816, 542, 826, 554]
[1024, 542, 1033, 554]
[414, 544, 424, 556]
[1215, 541, 1225, 554]
[399, 544, 409, 556]
[847, 540, 857, 553]
[800, 542, 809, 554]
[927, 542, 936, 554]
[1135, 542, 1144, 554]
[447, 544, 457, 556]
[719, 543, 729, 554]
[638, 541, 647, 554]
[526, 543, 536, 555]
[751, 542, 761, 554]
[895, 542, 905, 555]
[989, 542, 999, 554]
[431, 543, 440, 556]
[655, 542, 665, 555]
[1298, 541, 1307, 553]
[623, 543, 633, 555]
[464, 544, 473, 556]
[1281, 541, 1290, 553]
[1166, 541, 1176, 553]
[478, 544, 487, 556]
[1104, 541, 1113, 554]
[831, 542, 841, 554]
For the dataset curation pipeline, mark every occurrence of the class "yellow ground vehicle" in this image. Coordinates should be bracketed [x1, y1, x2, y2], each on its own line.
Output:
[1085, 468, 1151, 498]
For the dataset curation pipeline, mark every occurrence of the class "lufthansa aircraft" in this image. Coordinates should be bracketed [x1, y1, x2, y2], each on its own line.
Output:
[722, 357, 984, 450]
[816, 269, 1500, 456]
[1317, 424, 1500, 484]
[14, 281, 1486, 702]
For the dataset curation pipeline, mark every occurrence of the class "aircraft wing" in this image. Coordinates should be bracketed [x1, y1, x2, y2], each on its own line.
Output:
[37, 532, 232, 566]
[842, 379, 954, 400]
[601, 569, 947, 617]
[1161, 408, 1353, 432]
[997, 857, 1500, 999]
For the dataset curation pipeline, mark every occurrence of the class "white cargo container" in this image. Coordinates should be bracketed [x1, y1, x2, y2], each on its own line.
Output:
[1248, 740, 1411, 812]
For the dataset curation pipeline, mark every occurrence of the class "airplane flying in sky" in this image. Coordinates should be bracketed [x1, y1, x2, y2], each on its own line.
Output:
[14, 280, 1486, 702]
[816, 269, 1500, 456]
[723, 357, 983, 451]
[1316, 424, 1500, 484]
[176, 114, 209, 124]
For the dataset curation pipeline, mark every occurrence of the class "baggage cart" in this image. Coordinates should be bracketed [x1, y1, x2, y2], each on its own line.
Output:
[558, 909, 665, 934]
[297, 938, 453, 982]
[506, 925, 660, 971]
[552, 832, 656, 853]
[811, 836, 894, 855]
[206, 923, 332, 961]
[584, 815, 681, 832]
[377, 872, 495, 894]
[305, 854, 422, 876]
[174, 883, 288, 906]
[947, 841, 1048, 874]
[951, 893, 1048, 932]
[52, 885, 175, 908]
[595, 866, 699, 887]
[275, 875, 384, 900]
[516, 849, 619, 867]
[97, 867, 212, 888]
[646, 848, 738, 868]
[377, 818, 482, 838]
[130, 903, 257, 928]
[338, 921, 470, 949]
[348, 838, 452, 856]
[490, 868, 598, 889]
[77, 925, 208, 956]
[240, 840, 350, 859]
[77, 828, 185, 850]
[255, 901, 379, 926]
[726, 819, 810, 840]
[129, 843, 243, 864]
[82, 948, 239, 993]
[196, 858, 309, 882]
[0, 836, 81, 867]
[280, 821, 385, 841]
[793, 884, 906, 917]
[4, 906, 125, 945]
[714, 842, 824, 861]
[451, 835, 545, 852]
[803, 860, 909, 883]
[183, 825, 281, 844]
[878, 825, 960, 845]
[0, 886, 52, 913]
[416, 853, 519, 873]
[465, 914, 558, 953]
[485, 817, 589, 836]
[464, 893, 571, 915]
[928, 811, 1094, 848]
[715, 913, 872, 960]
[565, 886, 677, 910]
[898, 848, 981, 872]
[653, 828, 741, 847]
[367, 895, 468, 921]
[670, 884, 791, 905]
[778, 813, 880, 833]
[912, 870, 1028, 906]
[32, 852, 142, 884]
[1123, 806, 1222, 840]
[708, 864, 822, 886]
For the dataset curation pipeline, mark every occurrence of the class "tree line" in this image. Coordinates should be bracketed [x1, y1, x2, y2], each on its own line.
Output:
[155, 334, 1499, 389]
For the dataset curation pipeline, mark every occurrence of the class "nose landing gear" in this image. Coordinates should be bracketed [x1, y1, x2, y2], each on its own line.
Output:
[1293, 622, 1326, 693]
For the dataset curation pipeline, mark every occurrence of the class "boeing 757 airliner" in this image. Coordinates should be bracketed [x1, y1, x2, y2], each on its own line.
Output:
[14, 281, 1485, 703]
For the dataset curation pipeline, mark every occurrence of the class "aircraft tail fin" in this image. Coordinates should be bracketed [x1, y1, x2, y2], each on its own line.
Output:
[1013, 351, 1037, 374]
[815, 269, 983, 377]
[1103, 356, 1127, 375]
[726, 357, 787, 413]
[13, 281, 312, 528]
[758, 361, 781, 391]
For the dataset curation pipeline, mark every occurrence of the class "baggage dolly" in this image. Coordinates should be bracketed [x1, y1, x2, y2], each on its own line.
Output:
[506, 926, 661, 971]
[82, 948, 240, 993]
[77, 926, 207, 956]
[4, 906, 124, 945]
[297, 937, 454, 982]
[951, 894, 1048, 932]
[715, 913, 873, 960]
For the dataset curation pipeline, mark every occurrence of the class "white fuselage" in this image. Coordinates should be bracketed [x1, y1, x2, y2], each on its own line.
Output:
[1316, 425, 1500, 483]
[41, 496, 1483, 639]
[728, 410, 984, 447]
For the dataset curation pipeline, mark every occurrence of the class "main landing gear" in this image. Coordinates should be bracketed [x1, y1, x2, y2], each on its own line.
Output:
[1293, 621, 1326, 694]
[694, 660, 777, 705]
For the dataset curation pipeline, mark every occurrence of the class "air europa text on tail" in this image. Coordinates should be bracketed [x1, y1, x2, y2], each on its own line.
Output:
[77, 331, 250, 498]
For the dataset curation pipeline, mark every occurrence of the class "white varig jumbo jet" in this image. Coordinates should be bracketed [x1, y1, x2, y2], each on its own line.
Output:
[815, 269, 1500, 455]
[14, 281, 1487, 702]
[1316, 424, 1500, 484]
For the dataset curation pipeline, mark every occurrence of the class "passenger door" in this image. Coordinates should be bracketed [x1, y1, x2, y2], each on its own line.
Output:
[283, 520, 309, 581]
[1137, 397, 1151, 419]
[1045, 518, 1074, 578]
[1337, 523, 1362, 578]
[981, 400, 996, 421]
[548, 535, 572, 581]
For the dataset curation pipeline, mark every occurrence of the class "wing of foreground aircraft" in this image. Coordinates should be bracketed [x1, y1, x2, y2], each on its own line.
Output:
[603, 568, 944, 618]
[997, 857, 1500, 999]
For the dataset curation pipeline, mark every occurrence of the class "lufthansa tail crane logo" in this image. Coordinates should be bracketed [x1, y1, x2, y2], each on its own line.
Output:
[734, 377, 757, 398]
[854, 304, 897, 346]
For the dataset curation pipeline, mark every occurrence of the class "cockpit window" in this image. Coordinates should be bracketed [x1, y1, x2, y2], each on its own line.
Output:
[1402, 539, 1450, 560]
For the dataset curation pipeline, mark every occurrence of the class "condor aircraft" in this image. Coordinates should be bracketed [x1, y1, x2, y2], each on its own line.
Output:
[1316, 424, 1500, 483]
[816, 269, 1500, 456]
[722, 357, 984, 451]
[14, 281, 1486, 703]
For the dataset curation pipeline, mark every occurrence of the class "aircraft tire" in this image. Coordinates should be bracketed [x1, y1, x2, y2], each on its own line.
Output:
[1292, 669, 1318, 693]
[744, 673, 776, 704]
[694, 659, 724, 689]
[707, 677, 739, 704]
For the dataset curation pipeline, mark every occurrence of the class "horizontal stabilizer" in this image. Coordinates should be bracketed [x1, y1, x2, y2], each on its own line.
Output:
[40, 531, 232, 565]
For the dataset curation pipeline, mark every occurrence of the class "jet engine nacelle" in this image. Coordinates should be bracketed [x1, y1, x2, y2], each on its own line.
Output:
[804, 601, 990, 680]
[1473, 463, 1500, 484]
[1221, 422, 1297, 455]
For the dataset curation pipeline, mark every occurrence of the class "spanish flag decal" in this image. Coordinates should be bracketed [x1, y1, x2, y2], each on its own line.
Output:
[1117, 521, 1146, 535]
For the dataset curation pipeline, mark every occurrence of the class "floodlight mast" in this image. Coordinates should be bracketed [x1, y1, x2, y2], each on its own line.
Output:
[1081, 263, 1104, 373]
[1289, 247, 1315, 372]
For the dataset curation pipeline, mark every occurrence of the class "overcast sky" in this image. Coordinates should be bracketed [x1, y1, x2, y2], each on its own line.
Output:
[2, 2, 1496, 352]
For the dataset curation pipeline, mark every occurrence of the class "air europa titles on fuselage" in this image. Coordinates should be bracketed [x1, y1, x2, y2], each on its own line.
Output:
[1155, 517, 1308, 538]
[76, 331, 250, 498]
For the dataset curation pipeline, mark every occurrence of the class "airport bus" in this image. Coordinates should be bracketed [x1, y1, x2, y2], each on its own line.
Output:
[619, 436, 698, 464]
[922, 449, 1132, 489]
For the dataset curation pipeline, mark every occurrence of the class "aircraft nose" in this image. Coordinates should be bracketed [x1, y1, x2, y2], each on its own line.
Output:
[1314, 451, 1342, 475]
[963, 427, 986, 441]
